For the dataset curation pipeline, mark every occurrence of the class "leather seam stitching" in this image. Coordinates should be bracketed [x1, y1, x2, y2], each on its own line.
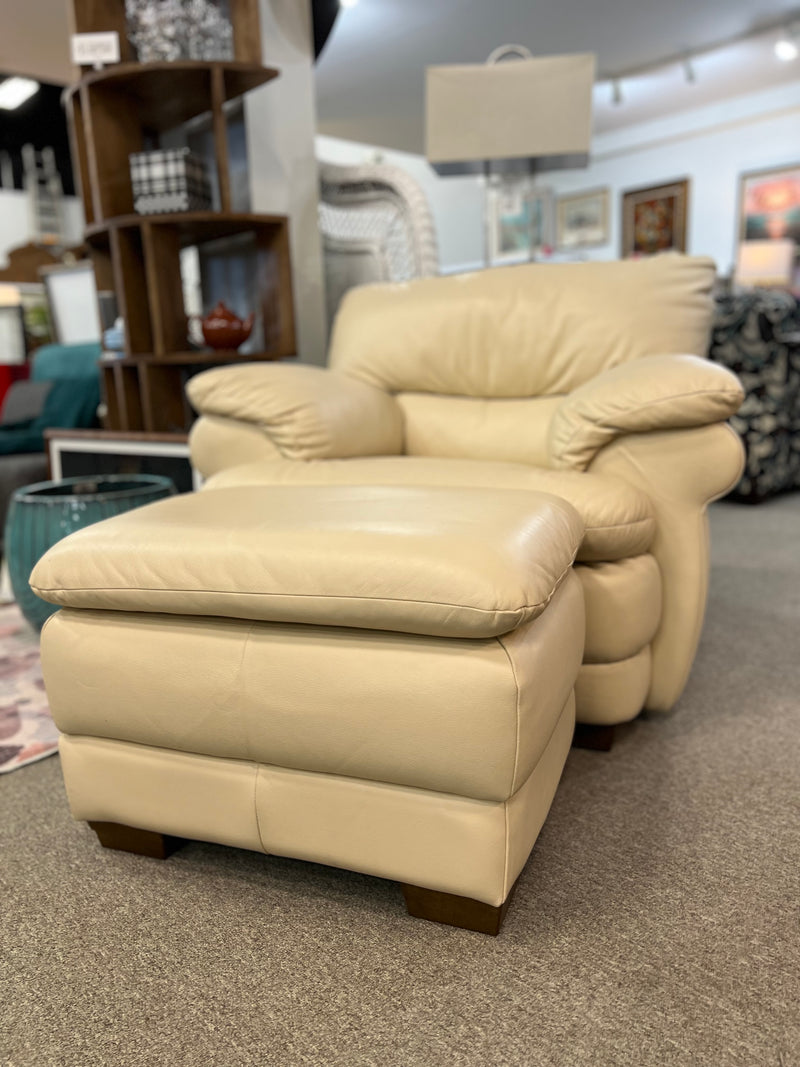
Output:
[236, 622, 255, 762]
[714, 425, 746, 499]
[561, 385, 743, 433]
[579, 646, 650, 672]
[502, 797, 510, 902]
[32, 568, 578, 619]
[253, 764, 266, 854]
[582, 516, 654, 532]
[495, 633, 522, 800]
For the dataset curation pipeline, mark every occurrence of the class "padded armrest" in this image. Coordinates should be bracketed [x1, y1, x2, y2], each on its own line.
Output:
[548, 354, 744, 470]
[186, 363, 404, 461]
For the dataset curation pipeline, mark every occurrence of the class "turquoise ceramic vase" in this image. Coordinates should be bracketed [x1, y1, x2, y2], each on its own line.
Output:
[5, 474, 176, 631]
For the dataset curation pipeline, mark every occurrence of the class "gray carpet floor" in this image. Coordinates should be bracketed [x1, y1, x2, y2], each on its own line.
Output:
[2, 495, 799, 1067]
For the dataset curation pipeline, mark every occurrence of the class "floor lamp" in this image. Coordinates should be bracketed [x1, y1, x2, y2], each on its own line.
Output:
[426, 50, 595, 267]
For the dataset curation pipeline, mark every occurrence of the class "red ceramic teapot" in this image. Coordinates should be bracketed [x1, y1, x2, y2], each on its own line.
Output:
[195, 302, 254, 350]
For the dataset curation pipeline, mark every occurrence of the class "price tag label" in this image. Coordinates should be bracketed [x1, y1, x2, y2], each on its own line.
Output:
[70, 32, 121, 66]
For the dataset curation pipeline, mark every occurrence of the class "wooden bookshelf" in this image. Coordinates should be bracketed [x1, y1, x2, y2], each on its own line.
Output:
[66, 1, 295, 433]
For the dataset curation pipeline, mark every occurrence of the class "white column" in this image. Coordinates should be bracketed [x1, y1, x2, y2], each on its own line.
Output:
[245, 0, 328, 366]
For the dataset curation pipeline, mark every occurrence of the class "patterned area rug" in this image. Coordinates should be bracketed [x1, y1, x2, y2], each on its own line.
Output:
[0, 603, 59, 773]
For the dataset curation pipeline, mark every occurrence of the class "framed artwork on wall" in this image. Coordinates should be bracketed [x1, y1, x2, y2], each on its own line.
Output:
[556, 188, 610, 250]
[621, 179, 689, 257]
[738, 163, 800, 245]
[488, 181, 554, 265]
[736, 164, 800, 290]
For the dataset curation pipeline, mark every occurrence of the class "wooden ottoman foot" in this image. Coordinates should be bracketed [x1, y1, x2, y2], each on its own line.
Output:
[401, 881, 517, 935]
[572, 723, 616, 751]
[89, 821, 184, 859]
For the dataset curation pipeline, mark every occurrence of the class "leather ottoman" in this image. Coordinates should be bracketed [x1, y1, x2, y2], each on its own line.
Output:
[32, 485, 585, 934]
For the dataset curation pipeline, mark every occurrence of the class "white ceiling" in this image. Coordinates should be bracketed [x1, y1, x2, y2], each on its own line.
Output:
[315, 0, 800, 152]
[3, 0, 800, 155]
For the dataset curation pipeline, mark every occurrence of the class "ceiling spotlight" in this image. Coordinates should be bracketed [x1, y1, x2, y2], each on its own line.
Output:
[775, 28, 799, 61]
[611, 78, 623, 105]
[0, 77, 39, 111]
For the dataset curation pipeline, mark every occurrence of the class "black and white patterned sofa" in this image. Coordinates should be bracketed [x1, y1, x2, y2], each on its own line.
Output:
[709, 290, 800, 502]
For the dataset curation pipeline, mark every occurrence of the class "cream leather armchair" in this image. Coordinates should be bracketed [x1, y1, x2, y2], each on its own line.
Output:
[187, 254, 744, 735]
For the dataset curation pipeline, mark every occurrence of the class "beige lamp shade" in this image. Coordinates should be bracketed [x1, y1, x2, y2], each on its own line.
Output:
[734, 239, 796, 288]
[426, 52, 596, 174]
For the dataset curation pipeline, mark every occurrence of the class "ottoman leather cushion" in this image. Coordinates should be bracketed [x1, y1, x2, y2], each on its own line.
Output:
[31, 485, 583, 639]
[42, 574, 583, 803]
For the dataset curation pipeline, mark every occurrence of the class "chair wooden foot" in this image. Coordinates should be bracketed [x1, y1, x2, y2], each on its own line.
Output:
[401, 881, 517, 935]
[572, 723, 616, 751]
[88, 821, 184, 859]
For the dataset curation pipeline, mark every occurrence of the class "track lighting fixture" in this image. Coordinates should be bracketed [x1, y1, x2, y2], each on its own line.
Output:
[593, 17, 800, 108]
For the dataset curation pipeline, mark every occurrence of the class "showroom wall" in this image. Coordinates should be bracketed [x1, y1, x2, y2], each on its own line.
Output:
[317, 77, 800, 277]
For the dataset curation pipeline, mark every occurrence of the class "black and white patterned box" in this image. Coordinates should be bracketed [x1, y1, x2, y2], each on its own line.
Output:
[129, 148, 212, 214]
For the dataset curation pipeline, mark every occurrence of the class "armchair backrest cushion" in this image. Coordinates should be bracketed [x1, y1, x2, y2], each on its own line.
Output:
[329, 254, 716, 399]
[397, 393, 561, 466]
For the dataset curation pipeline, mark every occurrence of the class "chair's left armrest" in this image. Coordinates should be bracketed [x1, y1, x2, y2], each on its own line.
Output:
[548, 354, 744, 471]
[187, 362, 404, 462]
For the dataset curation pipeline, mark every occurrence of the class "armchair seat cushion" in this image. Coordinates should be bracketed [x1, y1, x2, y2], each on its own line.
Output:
[204, 455, 656, 563]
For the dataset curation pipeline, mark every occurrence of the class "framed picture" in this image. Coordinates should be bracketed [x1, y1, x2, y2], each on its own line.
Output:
[0, 283, 54, 360]
[556, 188, 610, 250]
[621, 179, 689, 257]
[738, 164, 800, 244]
[40, 262, 101, 346]
[0, 295, 26, 364]
[489, 182, 554, 265]
[20, 284, 54, 351]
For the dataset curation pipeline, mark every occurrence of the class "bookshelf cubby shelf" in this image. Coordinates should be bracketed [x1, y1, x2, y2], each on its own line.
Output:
[65, 62, 278, 224]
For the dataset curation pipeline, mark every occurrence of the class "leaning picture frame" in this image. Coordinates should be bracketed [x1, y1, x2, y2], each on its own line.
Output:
[488, 182, 554, 265]
[40, 262, 101, 346]
[0, 301, 27, 364]
[621, 179, 689, 257]
[556, 188, 610, 250]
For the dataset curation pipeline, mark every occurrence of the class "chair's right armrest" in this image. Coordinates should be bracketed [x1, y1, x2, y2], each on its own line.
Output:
[186, 363, 404, 474]
[589, 421, 744, 715]
[548, 355, 744, 471]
